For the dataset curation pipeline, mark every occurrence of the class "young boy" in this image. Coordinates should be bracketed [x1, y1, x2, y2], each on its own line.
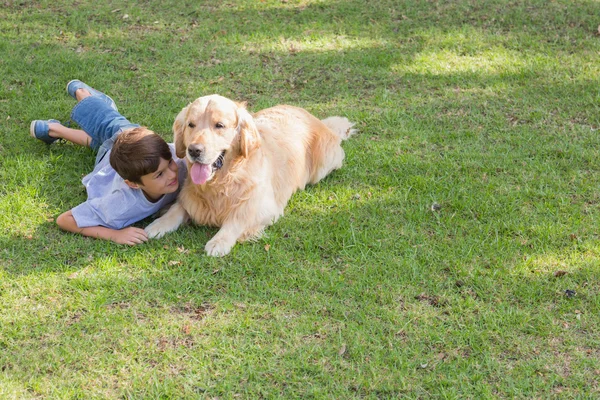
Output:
[30, 80, 187, 245]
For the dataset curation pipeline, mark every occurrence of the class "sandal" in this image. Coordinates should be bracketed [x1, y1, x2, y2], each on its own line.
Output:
[30, 119, 61, 144]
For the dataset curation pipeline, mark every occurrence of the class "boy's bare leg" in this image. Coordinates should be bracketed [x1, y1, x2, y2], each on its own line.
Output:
[46, 88, 95, 147]
[75, 88, 92, 102]
[47, 123, 92, 147]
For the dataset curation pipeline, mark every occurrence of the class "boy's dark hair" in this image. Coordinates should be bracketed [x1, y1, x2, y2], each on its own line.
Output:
[110, 127, 172, 184]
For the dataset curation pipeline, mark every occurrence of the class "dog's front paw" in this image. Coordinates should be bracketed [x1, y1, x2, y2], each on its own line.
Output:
[145, 203, 187, 239]
[205, 236, 234, 257]
[145, 219, 170, 239]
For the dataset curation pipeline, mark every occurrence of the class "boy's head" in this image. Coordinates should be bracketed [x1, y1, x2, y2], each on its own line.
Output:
[110, 127, 179, 201]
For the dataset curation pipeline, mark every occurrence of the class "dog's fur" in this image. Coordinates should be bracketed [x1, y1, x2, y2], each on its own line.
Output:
[145, 94, 356, 256]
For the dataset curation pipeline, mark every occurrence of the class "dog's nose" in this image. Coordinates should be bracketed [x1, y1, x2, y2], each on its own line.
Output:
[188, 144, 205, 159]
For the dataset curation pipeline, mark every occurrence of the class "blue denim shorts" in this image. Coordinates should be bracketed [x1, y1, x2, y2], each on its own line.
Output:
[70, 96, 140, 165]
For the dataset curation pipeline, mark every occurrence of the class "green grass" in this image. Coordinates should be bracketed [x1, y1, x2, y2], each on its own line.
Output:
[1, 0, 600, 398]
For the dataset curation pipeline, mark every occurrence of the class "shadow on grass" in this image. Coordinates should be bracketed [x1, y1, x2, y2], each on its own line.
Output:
[2, 60, 599, 278]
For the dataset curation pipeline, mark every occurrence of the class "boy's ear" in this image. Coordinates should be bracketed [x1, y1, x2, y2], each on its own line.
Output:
[124, 180, 140, 189]
[236, 106, 260, 158]
[172, 104, 190, 159]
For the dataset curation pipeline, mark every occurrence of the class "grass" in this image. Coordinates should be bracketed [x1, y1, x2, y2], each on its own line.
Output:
[1, 0, 600, 398]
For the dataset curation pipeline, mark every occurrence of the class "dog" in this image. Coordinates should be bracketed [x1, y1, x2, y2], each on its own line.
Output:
[145, 94, 356, 256]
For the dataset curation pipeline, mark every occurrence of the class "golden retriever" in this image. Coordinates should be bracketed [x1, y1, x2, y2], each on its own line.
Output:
[145, 94, 356, 256]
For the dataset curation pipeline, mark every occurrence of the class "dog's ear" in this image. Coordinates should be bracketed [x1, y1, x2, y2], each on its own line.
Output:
[172, 104, 189, 159]
[236, 106, 260, 158]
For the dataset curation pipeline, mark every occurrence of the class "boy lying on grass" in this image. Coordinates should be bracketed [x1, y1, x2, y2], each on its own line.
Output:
[30, 80, 186, 245]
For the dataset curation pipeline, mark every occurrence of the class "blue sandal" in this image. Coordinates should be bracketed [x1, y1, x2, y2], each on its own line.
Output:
[30, 119, 61, 144]
[66, 79, 118, 111]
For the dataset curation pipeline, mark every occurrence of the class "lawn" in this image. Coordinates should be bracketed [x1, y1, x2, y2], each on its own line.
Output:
[1, 0, 600, 398]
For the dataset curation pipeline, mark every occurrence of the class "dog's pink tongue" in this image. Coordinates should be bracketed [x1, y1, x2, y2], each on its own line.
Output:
[190, 163, 211, 185]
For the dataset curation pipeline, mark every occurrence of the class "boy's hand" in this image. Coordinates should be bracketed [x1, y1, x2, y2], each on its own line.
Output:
[111, 227, 149, 245]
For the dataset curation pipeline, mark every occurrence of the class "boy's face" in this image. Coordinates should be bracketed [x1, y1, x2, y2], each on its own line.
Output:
[136, 158, 179, 202]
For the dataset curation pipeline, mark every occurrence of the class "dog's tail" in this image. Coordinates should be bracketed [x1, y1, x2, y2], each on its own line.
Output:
[321, 116, 357, 140]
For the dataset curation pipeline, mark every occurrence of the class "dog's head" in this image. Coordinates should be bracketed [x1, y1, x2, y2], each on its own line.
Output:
[173, 94, 260, 185]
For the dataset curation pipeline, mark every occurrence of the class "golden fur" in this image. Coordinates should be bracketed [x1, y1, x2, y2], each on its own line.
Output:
[145, 94, 356, 256]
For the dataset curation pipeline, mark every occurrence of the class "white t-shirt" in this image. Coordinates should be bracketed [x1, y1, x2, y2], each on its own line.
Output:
[71, 144, 187, 230]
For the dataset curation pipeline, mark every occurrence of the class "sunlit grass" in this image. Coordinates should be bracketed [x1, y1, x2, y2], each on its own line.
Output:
[2, 0, 600, 398]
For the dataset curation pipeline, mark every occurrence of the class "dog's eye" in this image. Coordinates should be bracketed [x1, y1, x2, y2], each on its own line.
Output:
[188, 122, 196, 129]
[215, 122, 225, 129]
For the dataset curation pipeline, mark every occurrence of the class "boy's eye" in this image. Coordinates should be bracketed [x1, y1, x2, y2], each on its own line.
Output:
[215, 122, 225, 129]
[188, 122, 196, 128]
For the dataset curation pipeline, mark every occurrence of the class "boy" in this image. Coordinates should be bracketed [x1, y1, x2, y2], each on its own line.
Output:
[30, 80, 187, 245]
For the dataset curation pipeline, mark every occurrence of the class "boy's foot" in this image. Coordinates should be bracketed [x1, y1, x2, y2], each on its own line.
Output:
[66, 79, 118, 111]
[30, 119, 61, 144]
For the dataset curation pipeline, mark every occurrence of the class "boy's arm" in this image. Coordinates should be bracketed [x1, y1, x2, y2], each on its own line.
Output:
[56, 210, 148, 245]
